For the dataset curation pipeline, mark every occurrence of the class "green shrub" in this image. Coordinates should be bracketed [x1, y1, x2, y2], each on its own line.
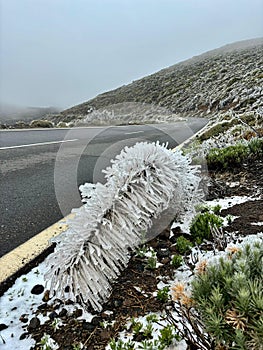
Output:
[206, 143, 249, 170]
[176, 236, 193, 254]
[206, 138, 263, 171]
[190, 212, 223, 244]
[157, 286, 170, 303]
[191, 242, 263, 349]
[248, 137, 263, 156]
[171, 255, 183, 268]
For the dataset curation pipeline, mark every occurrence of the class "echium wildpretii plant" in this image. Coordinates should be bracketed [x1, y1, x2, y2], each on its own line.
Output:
[169, 240, 263, 350]
[45, 142, 202, 311]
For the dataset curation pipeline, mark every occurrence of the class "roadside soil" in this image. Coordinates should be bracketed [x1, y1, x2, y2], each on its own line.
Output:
[6, 158, 263, 349]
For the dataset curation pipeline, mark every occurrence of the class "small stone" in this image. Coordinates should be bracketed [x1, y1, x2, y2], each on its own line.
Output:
[59, 308, 67, 317]
[157, 248, 170, 258]
[82, 322, 96, 331]
[28, 317, 40, 330]
[31, 284, 44, 295]
[0, 323, 8, 331]
[49, 311, 58, 320]
[159, 228, 170, 239]
[72, 308, 83, 318]
[148, 238, 158, 248]
[19, 315, 28, 323]
[91, 316, 103, 326]
[161, 257, 170, 264]
[64, 286, 70, 293]
[171, 226, 183, 235]
[19, 332, 28, 340]
[38, 303, 48, 310]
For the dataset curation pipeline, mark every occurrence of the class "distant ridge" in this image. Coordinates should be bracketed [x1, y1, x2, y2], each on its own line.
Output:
[54, 38, 263, 125]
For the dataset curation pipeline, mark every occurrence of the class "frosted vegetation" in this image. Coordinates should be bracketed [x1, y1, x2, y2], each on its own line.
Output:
[54, 39, 263, 126]
[45, 142, 202, 311]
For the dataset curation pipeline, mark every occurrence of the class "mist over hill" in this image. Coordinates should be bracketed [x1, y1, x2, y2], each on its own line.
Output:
[0, 104, 60, 125]
[51, 38, 262, 126]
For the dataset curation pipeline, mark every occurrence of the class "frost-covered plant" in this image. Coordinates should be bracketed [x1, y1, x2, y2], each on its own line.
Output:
[45, 142, 202, 311]
[39, 334, 59, 350]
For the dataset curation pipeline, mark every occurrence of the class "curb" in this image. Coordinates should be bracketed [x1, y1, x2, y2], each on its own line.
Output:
[0, 215, 73, 293]
[0, 122, 208, 294]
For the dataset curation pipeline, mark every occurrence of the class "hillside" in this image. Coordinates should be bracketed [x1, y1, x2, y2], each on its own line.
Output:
[54, 38, 263, 125]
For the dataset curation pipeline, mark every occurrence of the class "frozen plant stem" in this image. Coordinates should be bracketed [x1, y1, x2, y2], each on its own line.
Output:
[45, 142, 202, 311]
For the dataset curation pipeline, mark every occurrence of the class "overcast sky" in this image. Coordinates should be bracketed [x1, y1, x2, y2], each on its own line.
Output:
[0, 0, 262, 110]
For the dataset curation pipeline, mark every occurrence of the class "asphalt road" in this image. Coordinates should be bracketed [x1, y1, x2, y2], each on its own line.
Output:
[0, 118, 207, 257]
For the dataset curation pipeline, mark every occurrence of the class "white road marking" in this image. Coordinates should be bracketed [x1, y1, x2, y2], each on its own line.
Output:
[0, 139, 78, 150]
[124, 131, 144, 135]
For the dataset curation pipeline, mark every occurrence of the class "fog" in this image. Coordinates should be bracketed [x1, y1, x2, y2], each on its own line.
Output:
[0, 0, 262, 115]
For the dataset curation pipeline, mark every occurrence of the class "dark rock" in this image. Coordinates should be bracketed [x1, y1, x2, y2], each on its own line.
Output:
[38, 303, 48, 311]
[31, 284, 44, 295]
[28, 317, 40, 330]
[157, 248, 170, 258]
[91, 316, 103, 326]
[171, 226, 183, 236]
[59, 308, 68, 317]
[49, 311, 59, 320]
[19, 332, 28, 340]
[0, 323, 8, 331]
[65, 286, 70, 293]
[82, 322, 96, 331]
[72, 308, 83, 318]
[19, 315, 28, 323]
[169, 235, 177, 244]
[159, 228, 170, 239]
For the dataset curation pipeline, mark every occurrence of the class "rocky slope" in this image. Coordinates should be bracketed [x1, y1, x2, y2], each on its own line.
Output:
[54, 38, 263, 125]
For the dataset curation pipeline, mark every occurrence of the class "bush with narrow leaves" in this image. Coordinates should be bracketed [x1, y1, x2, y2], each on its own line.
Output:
[191, 242, 263, 349]
[169, 240, 263, 350]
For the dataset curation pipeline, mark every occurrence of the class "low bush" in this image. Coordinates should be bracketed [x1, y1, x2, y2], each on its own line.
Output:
[206, 138, 263, 171]
[169, 240, 263, 350]
[176, 236, 193, 254]
[190, 212, 223, 244]
[30, 119, 53, 128]
[191, 242, 263, 349]
[206, 143, 249, 170]
[171, 255, 183, 268]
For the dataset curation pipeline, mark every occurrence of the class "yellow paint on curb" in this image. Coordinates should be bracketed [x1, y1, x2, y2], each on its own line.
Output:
[0, 215, 73, 284]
